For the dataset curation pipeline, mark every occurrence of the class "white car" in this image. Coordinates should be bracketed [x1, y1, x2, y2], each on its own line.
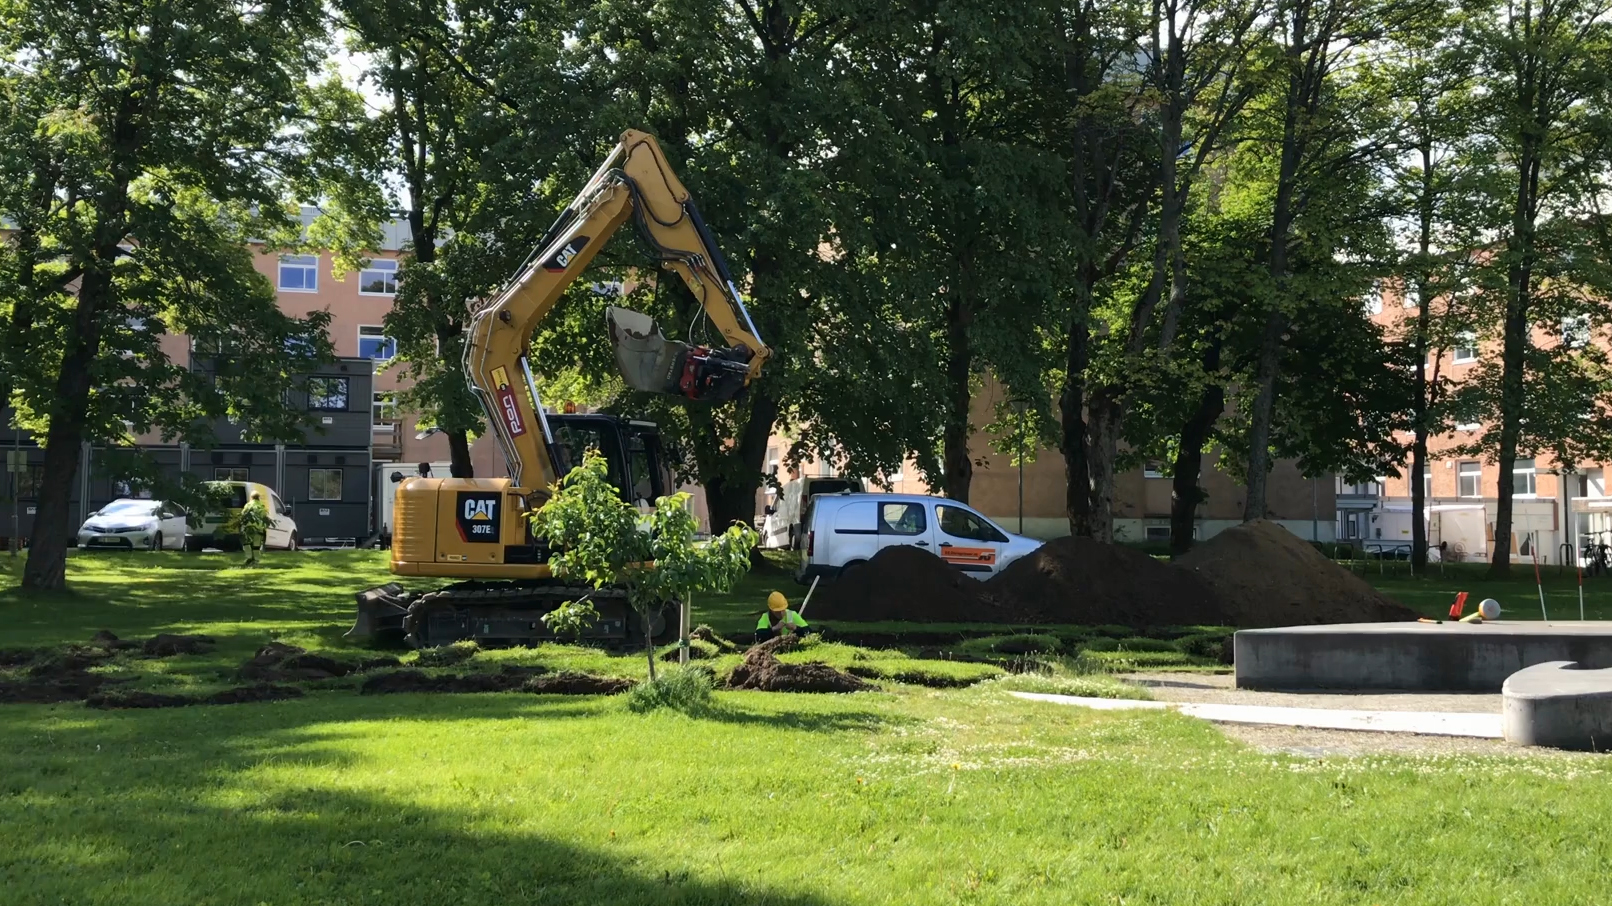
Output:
[77, 499, 188, 551]
[795, 492, 1042, 582]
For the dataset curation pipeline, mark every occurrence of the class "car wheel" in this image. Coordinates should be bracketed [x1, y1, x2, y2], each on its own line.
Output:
[150, 532, 163, 552]
[837, 559, 868, 580]
[287, 533, 298, 552]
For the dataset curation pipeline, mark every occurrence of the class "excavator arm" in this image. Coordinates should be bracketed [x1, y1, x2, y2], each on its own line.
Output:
[462, 129, 771, 495]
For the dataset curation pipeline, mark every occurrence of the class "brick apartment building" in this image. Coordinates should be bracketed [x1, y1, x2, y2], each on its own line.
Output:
[1351, 283, 1610, 564]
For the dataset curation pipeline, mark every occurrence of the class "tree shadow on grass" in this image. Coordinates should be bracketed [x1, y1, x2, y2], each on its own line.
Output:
[1, 695, 872, 905]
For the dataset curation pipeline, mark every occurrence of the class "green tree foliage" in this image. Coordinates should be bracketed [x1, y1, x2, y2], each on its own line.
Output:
[531, 452, 756, 680]
[0, 0, 341, 589]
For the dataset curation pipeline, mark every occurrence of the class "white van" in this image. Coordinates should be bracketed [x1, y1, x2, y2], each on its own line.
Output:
[761, 475, 866, 549]
[796, 493, 1041, 582]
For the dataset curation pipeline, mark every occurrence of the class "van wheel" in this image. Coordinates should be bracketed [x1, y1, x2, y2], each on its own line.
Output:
[837, 559, 868, 580]
[286, 533, 299, 552]
[183, 537, 203, 553]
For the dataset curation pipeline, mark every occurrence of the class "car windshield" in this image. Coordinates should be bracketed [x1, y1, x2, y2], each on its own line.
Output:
[100, 500, 159, 516]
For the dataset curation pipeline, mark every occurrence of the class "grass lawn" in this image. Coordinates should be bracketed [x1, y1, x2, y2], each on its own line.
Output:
[3, 552, 1612, 904]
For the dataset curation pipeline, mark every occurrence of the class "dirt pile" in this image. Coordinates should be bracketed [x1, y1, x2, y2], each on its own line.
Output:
[85, 684, 305, 710]
[142, 634, 215, 657]
[985, 537, 1227, 627]
[726, 635, 875, 693]
[88, 631, 141, 652]
[808, 546, 1026, 623]
[239, 643, 400, 681]
[359, 667, 632, 696]
[1174, 520, 1419, 627]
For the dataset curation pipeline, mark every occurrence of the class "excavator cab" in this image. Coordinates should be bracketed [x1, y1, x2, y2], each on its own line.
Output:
[548, 413, 676, 508]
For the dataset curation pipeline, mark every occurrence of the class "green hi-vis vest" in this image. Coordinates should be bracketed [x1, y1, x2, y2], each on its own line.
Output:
[757, 610, 808, 631]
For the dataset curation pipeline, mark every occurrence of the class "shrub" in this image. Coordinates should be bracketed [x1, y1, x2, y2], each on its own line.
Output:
[984, 672, 1152, 700]
[1175, 632, 1230, 661]
[626, 664, 715, 713]
[955, 633, 1062, 658]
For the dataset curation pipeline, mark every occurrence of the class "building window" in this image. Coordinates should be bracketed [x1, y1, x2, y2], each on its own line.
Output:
[358, 325, 396, 361]
[1363, 283, 1383, 315]
[307, 376, 349, 411]
[1143, 461, 1165, 479]
[15, 464, 44, 498]
[1513, 458, 1536, 497]
[1458, 461, 1482, 498]
[1420, 464, 1432, 500]
[1402, 282, 1420, 309]
[372, 392, 397, 431]
[889, 462, 904, 482]
[1144, 525, 1170, 541]
[1562, 314, 1590, 349]
[1456, 421, 1480, 433]
[1453, 332, 1478, 364]
[359, 258, 399, 295]
[213, 467, 249, 482]
[765, 446, 780, 477]
[278, 254, 318, 292]
[308, 468, 343, 501]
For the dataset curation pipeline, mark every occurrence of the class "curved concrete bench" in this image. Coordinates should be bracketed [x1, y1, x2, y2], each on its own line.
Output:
[1502, 661, 1612, 751]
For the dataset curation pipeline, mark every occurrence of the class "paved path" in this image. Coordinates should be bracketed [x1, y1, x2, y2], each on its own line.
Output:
[1009, 691, 1504, 738]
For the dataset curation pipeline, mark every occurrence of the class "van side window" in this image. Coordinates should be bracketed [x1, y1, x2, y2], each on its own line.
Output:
[833, 501, 878, 534]
[879, 502, 926, 536]
[936, 505, 1007, 543]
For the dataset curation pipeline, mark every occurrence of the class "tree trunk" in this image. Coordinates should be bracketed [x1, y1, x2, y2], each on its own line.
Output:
[1171, 343, 1225, 557]
[941, 288, 973, 502]
[702, 391, 780, 532]
[22, 265, 112, 590]
[1243, 311, 1285, 522]
[642, 610, 657, 683]
[447, 428, 473, 478]
[1410, 365, 1429, 577]
[1083, 390, 1120, 543]
[1490, 132, 1542, 578]
[1060, 294, 1096, 537]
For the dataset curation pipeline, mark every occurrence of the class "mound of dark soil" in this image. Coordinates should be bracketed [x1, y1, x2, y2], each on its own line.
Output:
[726, 636, 875, 694]
[1174, 520, 1419, 627]
[205, 684, 305, 705]
[85, 690, 194, 709]
[142, 634, 216, 657]
[239, 643, 402, 681]
[0, 673, 107, 704]
[808, 546, 1027, 623]
[359, 666, 626, 696]
[525, 672, 634, 695]
[0, 648, 43, 667]
[984, 537, 1227, 628]
[88, 631, 141, 652]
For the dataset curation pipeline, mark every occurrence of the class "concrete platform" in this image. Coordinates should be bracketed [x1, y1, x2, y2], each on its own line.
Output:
[1235, 621, 1612, 692]
[1503, 661, 1612, 751]
[1009, 692, 1502, 738]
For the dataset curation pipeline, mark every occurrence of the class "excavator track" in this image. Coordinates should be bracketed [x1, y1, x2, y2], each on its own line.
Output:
[350, 581, 670, 649]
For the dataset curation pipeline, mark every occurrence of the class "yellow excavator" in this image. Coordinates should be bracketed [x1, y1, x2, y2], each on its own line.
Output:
[350, 130, 770, 647]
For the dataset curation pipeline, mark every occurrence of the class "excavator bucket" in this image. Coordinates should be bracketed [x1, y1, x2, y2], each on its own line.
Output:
[606, 306, 684, 395]
[606, 306, 753, 402]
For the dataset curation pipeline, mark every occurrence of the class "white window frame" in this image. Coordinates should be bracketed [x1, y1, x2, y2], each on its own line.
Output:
[214, 467, 249, 482]
[1562, 314, 1590, 349]
[358, 325, 396, 361]
[889, 463, 905, 482]
[1402, 282, 1420, 309]
[372, 391, 397, 431]
[307, 376, 349, 412]
[1512, 458, 1537, 498]
[1363, 283, 1383, 316]
[1143, 461, 1165, 479]
[359, 258, 399, 296]
[1452, 332, 1478, 364]
[1144, 525, 1171, 541]
[1456, 422, 1480, 433]
[278, 254, 319, 293]
[1458, 462, 1482, 498]
[308, 468, 344, 501]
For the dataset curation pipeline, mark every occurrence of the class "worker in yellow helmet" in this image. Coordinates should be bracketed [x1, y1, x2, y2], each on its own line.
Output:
[755, 591, 809, 643]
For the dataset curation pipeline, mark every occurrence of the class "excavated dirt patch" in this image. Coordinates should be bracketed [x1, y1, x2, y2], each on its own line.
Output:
[204, 684, 306, 705]
[809, 546, 1026, 623]
[726, 636, 875, 694]
[1174, 520, 1419, 627]
[359, 667, 630, 696]
[89, 631, 142, 652]
[0, 672, 107, 704]
[239, 643, 401, 681]
[985, 537, 1227, 627]
[84, 684, 305, 709]
[142, 634, 216, 657]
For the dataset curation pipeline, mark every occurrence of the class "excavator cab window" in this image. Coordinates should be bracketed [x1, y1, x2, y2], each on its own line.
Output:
[551, 420, 625, 490]
[624, 426, 673, 507]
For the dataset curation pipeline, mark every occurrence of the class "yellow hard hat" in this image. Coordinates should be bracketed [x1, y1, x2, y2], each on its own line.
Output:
[767, 591, 789, 612]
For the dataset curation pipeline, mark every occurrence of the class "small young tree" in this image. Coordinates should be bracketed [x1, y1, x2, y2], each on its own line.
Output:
[530, 452, 755, 681]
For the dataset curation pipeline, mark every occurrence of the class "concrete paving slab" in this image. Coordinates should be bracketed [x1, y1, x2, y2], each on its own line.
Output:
[1502, 661, 1612, 751]
[1235, 621, 1612, 692]
[1010, 691, 1503, 738]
